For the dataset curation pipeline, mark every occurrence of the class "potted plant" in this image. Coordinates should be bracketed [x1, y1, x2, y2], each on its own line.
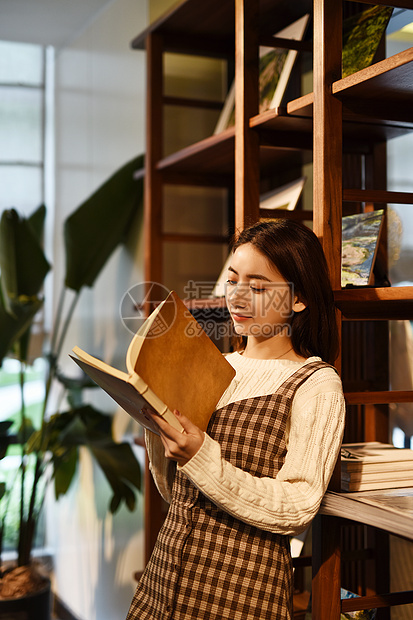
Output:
[0, 154, 144, 619]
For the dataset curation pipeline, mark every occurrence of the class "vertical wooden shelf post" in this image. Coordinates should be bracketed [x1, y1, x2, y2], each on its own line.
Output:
[234, 0, 260, 231]
[144, 31, 166, 564]
[145, 32, 164, 289]
[313, 515, 342, 620]
[312, 0, 343, 617]
[312, 0, 342, 289]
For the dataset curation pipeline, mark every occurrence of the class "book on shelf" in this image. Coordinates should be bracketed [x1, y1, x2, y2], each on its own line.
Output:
[259, 176, 306, 212]
[342, 468, 413, 483]
[341, 442, 413, 492]
[342, 4, 393, 78]
[71, 291, 235, 435]
[214, 14, 310, 134]
[342, 477, 413, 493]
[341, 209, 385, 287]
[212, 206, 384, 298]
[211, 176, 306, 298]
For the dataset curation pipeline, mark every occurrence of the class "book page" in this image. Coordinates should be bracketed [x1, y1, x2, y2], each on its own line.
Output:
[72, 346, 128, 381]
[70, 354, 183, 434]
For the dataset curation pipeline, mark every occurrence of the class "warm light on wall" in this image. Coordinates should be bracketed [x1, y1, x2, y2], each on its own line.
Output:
[400, 21, 413, 34]
[387, 19, 413, 40]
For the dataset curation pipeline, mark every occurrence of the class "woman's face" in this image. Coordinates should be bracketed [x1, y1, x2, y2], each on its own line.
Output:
[225, 243, 302, 341]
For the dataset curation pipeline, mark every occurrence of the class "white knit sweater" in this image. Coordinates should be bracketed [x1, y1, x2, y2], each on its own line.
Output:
[146, 353, 345, 536]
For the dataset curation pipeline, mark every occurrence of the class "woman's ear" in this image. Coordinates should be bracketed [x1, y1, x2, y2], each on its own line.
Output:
[293, 298, 307, 313]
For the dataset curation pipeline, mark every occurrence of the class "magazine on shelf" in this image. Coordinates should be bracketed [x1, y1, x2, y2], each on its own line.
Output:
[211, 177, 306, 298]
[214, 14, 310, 134]
[341, 442, 413, 471]
[341, 210, 385, 287]
[260, 177, 306, 212]
[340, 442, 413, 492]
[342, 5, 393, 78]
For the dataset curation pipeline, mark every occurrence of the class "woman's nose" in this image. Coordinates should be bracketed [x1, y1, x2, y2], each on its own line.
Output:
[227, 283, 249, 307]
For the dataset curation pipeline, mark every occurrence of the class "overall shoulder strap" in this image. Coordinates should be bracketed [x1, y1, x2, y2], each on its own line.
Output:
[277, 360, 339, 399]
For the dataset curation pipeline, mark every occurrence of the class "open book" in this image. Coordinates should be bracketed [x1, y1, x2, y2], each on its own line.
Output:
[71, 291, 235, 435]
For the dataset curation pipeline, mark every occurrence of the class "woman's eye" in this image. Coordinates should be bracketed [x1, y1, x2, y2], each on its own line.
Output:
[250, 286, 267, 293]
[226, 279, 237, 286]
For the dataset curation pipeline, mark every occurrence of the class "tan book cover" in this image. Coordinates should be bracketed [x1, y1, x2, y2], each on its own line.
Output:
[71, 291, 235, 435]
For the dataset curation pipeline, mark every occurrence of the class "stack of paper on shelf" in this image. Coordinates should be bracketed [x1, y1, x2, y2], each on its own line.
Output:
[321, 487, 413, 540]
[341, 442, 413, 492]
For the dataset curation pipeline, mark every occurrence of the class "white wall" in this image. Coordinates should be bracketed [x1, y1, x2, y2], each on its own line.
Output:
[49, 1, 148, 619]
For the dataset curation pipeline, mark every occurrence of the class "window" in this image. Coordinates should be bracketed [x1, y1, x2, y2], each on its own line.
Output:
[0, 40, 52, 552]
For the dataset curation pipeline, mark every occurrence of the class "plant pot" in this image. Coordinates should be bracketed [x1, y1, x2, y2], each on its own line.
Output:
[0, 574, 51, 620]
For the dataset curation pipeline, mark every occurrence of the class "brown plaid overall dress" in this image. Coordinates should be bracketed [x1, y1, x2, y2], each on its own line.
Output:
[127, 360, 331, 620]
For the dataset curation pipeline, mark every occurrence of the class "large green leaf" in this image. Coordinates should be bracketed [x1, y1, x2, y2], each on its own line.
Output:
[53, 446, 79, 499]
[28, 405, 141, 511]
[90, 443, 142, 512]
[27, 204, 47, 244]
[64, 154, 144, 292]
[0, 205, 49, 363]
[0, 291, 43, 365]
[0, 420, 13, 459]
[0, 208, 51, 308]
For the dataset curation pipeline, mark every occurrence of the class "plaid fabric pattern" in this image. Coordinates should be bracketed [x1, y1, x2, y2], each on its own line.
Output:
[127, 361, 332, 620]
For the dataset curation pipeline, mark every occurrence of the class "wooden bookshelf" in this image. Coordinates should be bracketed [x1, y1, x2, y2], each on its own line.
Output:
[133, 0, 413, 617]
[335, 286, 413, 320]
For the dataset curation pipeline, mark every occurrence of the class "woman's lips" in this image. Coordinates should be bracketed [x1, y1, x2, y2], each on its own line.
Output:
[231, 312, 252, 321]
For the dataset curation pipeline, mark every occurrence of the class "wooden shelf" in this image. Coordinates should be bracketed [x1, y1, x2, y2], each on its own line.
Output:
[157, 128, 235, 185]
[345, 391, 413, 405]
[288, 49, 413, 138]
[131, 0, 235, 55]
[349, 0, 413, 8]
[334, 286, 413, 320]
[156, 82, 413, 185]
[156, 125, 310, 184]
[131, 0, 312, 54]
[135, 1, 413, 614]
[343, 189, 413, 205]
[264, 106, 413, 153]
[333, 47, 413, 124]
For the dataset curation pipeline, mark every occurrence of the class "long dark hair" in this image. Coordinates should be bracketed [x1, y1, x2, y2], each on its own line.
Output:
[231, 219, 339, 364]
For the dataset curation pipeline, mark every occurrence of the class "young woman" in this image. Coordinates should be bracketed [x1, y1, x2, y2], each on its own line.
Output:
[126, 219, 345, 620]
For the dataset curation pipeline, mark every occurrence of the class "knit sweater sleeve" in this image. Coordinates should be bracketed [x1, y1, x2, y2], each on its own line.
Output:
[144, 429, 176, 504]
[179, 371, 345, 535]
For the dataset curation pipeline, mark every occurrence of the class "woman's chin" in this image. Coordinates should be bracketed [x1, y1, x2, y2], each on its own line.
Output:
[233, 323, 249, 336]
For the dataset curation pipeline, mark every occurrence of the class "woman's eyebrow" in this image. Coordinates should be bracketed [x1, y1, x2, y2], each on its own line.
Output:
[227, 266, 272, 282]
[247, 274, 272, 282]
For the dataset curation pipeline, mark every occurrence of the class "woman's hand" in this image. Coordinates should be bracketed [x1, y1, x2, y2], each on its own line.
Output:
[144, 408, 205, 467]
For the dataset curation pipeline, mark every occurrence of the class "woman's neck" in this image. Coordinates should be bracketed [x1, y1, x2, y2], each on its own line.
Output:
[242, 334, 306, 362]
